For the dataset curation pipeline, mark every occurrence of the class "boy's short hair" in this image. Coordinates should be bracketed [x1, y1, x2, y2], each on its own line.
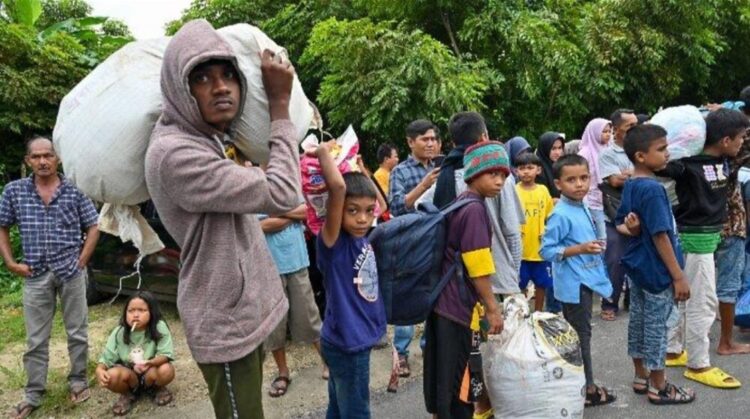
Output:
[344, 172, 377, 199]
[514, 151, 542, 167]
[610, 108, 635, 128]
[705, 108, 750, 146]
[552, 154, 589, 179]
[623, 124, 668, 163]
[448, 112, 486, 146]
[406, 119, 438, 140]
[376, 143, 396, 164]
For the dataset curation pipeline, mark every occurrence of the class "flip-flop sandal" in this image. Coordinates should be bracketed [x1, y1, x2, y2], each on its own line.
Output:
[648, 382, 695, 405]
[632, 376, 649, 394]
[683, 367, 741, 389]
[112, 393, 135, 416]
[585, 385, 617, 407]
[268, 376, 291, 398]
[153, 387, 174, 406]
[10, 401, 35, 419]
[69, 387, 90, 404]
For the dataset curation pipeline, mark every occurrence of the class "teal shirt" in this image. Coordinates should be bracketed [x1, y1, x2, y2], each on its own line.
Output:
[540, 196, 613, 303]
[258, 214, 309, 274]
[98, 320, 174, 368]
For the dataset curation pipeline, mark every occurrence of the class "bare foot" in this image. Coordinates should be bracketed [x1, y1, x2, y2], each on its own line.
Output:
[716, 342, 750, 355]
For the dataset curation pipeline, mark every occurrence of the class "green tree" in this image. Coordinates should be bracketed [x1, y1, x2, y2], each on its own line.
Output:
[0, 0, 132, 177]
[301, 18, 495, 160]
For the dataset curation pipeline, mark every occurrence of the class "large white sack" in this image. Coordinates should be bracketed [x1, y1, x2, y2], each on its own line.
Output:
[53, 23, 315, 206]
[482, 296, 585, 419]
[650, 105, 706, 161]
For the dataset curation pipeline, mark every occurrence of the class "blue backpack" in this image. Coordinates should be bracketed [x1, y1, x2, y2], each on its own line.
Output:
[735, 287, 750, 328]
[368, 197, 482, 325]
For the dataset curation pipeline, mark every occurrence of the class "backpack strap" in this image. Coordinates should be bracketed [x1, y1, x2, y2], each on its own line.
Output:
[440, 196, 483, 214]
[428, 252, 461, 306]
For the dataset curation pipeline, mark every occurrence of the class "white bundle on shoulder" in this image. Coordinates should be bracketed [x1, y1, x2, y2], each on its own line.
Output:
[53, 23, 317, 256]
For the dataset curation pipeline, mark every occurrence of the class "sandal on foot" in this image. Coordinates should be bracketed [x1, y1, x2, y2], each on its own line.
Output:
[665, 351, 688, 367]
[600, 310, 616, 321]
[398, 355, 411, 378]
[648, 382, 695, 405]
[632, 376, 649, 394]
[112, 393, 136, 416]
[9, 401, 36, 419]
[69, 387, 90, 404]
[153, 386, 173, 406]
[683, 367, 741, 389]
[473, 408, 494, 419]
[585, 385, 617, 407]
[268, 376, 291, 397]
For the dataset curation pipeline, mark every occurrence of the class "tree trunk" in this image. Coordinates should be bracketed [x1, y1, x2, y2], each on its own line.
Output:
[441, 12, 461, 58]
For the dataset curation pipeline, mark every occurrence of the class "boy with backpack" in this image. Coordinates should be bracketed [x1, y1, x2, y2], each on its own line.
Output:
[615, 124, 695, 404]
[422, 141, 507, 419]
[540, 154, 616, 407]
[660, 109, 749, 389]
[315, 140, 387, 417]
[514, 152, 555, 312]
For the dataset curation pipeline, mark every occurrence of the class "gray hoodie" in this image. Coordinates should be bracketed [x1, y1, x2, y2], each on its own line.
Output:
[145, 20, 300, 364]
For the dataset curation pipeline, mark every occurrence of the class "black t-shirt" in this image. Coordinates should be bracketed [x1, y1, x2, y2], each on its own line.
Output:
[656, 155, 729, 230]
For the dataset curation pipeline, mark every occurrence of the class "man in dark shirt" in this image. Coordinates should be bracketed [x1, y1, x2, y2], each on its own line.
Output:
[1, 137, 99, 419]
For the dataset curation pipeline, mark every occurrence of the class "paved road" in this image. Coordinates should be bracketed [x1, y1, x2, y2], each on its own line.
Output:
[152, 304, 750, 418]
[308, 310, 750, 418]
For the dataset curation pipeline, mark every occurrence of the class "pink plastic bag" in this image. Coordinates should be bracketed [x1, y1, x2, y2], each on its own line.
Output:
[301, 126, 360, 235]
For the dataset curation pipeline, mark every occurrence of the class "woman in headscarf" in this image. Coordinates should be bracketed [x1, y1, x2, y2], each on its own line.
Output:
[504, 136, 532, 175]
[535, 132, 566, 199]
[578, 118, 612, 241]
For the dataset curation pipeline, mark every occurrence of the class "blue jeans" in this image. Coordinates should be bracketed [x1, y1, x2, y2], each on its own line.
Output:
[321, 342, 371, 419]
[394, 325, 426, 355]
[627, 280, 675, 371]
[716, 236, 745, 304]
[743, 251, 750, 298]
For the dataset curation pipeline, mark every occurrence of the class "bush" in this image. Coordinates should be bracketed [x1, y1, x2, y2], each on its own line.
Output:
[0, 170, 23, 294]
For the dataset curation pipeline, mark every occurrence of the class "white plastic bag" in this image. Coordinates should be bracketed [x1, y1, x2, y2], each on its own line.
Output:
[650, 105, 706, 161]
[482, 296, 585, 419]
[54, 23, 315, 206]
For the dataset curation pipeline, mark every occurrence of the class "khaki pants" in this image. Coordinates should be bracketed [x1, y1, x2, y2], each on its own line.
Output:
[264, 268, 322, 352]
[667, 253, 717, 369]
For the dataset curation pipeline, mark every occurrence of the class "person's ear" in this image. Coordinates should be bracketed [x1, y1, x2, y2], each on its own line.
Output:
[480, 132, 490, 143]
[553, 178, 562, 190]
[536, 166, 542, 175]
[634, 150, 645, 163]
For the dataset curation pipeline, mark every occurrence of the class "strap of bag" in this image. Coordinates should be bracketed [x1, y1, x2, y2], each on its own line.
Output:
[428, 252, 461, 306]
[440, 196, 483, 214]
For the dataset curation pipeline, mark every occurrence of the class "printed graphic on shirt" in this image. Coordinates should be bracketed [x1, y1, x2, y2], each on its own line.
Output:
[354, 243, 379, 302]
[702, 164, 727, 183]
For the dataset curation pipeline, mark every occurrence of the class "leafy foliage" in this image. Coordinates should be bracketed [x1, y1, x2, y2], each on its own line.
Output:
[0, 0, 133, 177]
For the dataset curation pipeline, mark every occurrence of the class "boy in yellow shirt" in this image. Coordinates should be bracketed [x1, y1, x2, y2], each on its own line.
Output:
[515, 152, 555, 311]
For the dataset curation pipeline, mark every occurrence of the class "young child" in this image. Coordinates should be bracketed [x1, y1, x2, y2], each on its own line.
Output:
[615, 124, 695, 404]
[96, 292, 175, 416]
[423, 141, 507, 419]
[540, 154, 616, 407]
[515, 152, 555, 312]
[315, 141, 387, 418]
[659, 108, 749, 389]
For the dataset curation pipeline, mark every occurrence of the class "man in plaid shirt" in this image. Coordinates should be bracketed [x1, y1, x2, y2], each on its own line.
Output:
[1, 137, 99, 419]
[388, 119, 441, 378]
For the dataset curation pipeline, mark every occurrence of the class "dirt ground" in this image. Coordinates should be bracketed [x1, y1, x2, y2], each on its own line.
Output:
[0, 298, 327, 418]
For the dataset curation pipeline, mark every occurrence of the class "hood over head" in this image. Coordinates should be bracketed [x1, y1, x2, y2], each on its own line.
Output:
[504, 136, 532, 167]
[159, 19, 247, 141]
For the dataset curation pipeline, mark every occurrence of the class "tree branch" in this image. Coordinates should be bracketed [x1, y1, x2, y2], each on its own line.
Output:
[441, 12, 461, 58]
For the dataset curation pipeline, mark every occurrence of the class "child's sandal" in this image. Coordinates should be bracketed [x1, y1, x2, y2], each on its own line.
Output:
[112, 392, 136, 416]
[647, 382, 695, 405]
[632, 376, 649, 394]
[153, 386, 173, 406]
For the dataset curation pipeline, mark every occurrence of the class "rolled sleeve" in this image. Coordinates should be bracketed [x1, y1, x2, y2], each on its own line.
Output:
[155, 321, 175, 361]
[77, 192, 99, 229]
[388, 169, 408, 216]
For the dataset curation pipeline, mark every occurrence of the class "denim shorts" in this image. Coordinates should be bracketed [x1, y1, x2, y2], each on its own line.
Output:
[716, 236, 745, 303]
[627, 280, 675, 371]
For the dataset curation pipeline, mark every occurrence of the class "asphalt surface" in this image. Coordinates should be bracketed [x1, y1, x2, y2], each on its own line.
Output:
[308, 308, 750, 419]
